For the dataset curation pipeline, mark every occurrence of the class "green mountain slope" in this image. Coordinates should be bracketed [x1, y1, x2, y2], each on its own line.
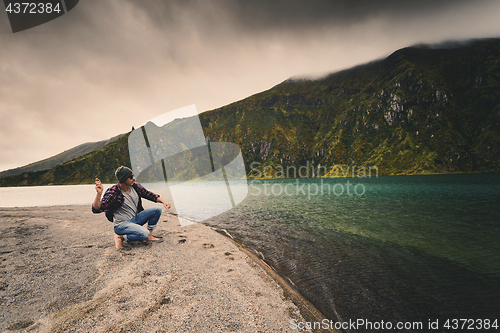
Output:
[1, 38, 499, 186]
[0, 134, 124, 178]
[0, 134, 130, 186]
[199, 38, 500, 176]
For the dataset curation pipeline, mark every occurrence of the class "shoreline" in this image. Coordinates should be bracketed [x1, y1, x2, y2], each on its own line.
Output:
[2, 171, 500, 188]
[213, 229, 337, 333]
[0, 205, 337, 332]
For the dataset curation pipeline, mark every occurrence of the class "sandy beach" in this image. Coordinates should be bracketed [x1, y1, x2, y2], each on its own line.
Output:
[0, 205, 332, 332]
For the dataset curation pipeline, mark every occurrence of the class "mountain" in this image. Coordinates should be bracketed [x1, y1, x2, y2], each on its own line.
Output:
[199, 38, 500, 177]
[1, 38, 499, 186]
[0, 134, 124, 178]
[0, 134, 130, 186]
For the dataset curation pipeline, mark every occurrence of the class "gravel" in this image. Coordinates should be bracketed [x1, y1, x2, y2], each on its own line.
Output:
[0, 205, 310, 332]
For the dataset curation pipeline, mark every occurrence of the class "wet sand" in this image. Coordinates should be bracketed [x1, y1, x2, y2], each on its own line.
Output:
[0, 205, 325, 332]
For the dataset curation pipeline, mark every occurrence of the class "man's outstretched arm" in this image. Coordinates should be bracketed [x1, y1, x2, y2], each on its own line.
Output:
[156, 197, 171, 211]
[134, 182, 171, 211]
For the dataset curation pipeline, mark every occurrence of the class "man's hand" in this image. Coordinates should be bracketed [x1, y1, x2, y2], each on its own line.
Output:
[95, 178, 103, 196]
[157, 197, 171, 211]
[92, 178, 104, 211]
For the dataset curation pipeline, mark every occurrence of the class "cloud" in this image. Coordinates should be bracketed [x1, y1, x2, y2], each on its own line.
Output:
[129, 0, 472, 33]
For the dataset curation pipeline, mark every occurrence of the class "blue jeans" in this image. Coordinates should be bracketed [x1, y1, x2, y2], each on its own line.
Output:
[114, 208, 162, 241]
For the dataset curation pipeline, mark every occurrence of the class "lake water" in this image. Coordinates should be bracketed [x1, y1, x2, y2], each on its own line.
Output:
[202, 174, 500, 331]
[0, 184, 104, 207]
[1, 174, 499, 331]
[0, 183, 175, 210]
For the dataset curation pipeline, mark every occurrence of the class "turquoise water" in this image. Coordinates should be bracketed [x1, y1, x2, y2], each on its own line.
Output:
[204, 173, 500, 330]
[245, 174, 500, 277]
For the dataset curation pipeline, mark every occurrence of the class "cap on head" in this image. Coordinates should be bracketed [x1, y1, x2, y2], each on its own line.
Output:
[115, 166, 133, 183]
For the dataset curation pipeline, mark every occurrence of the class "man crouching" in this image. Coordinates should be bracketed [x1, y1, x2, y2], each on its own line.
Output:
[92, 166, 171, 248]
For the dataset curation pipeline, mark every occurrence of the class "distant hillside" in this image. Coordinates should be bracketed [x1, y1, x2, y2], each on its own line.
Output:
[0, 134, 124, 179]
[1, 38, 500, 186]
[0, 134, 130, 186]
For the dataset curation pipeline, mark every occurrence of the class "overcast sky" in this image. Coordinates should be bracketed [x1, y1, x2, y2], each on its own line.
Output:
[1, 0, 500, 172]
